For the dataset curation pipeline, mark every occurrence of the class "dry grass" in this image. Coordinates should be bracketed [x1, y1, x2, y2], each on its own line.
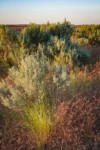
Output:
[47, 82, 100, 150]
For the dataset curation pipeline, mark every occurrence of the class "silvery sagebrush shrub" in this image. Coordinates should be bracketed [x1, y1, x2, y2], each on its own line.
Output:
[0, 52, 69, 146]
[0, 52, 69, 109]
[45, 37, 90, 68]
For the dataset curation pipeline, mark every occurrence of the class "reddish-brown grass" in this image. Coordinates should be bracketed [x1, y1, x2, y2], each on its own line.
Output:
[47, 83, 100, 150]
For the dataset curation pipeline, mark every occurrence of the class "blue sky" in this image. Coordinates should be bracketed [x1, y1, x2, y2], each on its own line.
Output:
[0, 0, 100, 24]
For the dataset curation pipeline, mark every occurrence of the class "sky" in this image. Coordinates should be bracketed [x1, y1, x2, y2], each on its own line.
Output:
[0, 0, 100, 25]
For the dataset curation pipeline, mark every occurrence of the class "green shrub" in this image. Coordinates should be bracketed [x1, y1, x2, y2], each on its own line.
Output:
[21, 24, 50, 50]
[73, 25, 100, 45]
[42, 37, 91, 67]
[42, 36, 67, 61]
[67, 43, 91, 66]
[0, 62, 10, 76]
[0, 25, 10, 62]
[0, 25, 22, 67]
[48, 19, 73, 41]
[73, 37, 89, 46]
[21, 19, 73, 51]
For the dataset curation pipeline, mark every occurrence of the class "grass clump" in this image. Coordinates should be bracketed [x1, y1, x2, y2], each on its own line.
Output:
[22, 101, 54, 149]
